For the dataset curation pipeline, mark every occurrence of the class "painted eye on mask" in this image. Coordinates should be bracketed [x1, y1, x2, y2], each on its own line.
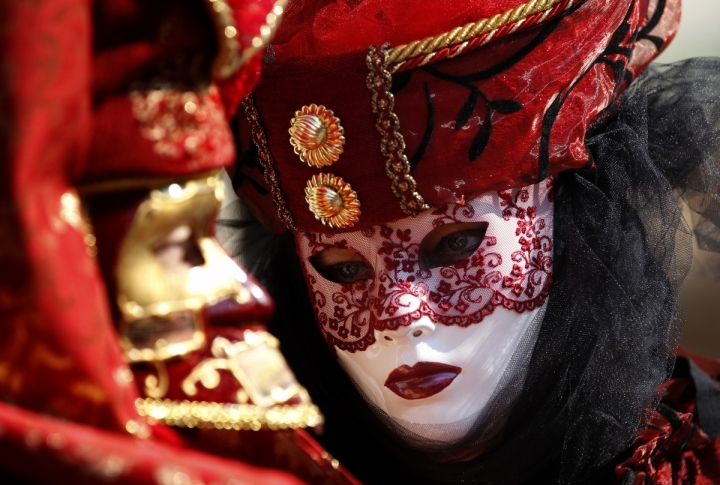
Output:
[419, 222, 488, 270]
[310, 248, 373, 284]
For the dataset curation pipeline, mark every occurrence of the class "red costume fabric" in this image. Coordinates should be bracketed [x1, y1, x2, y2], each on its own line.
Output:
[0, 0, 359, 483]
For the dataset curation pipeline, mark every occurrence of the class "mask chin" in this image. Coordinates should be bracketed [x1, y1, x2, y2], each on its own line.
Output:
[335, 305, 545, 445]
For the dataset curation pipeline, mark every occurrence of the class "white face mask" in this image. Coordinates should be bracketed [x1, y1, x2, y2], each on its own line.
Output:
[294, 180, 554, 441]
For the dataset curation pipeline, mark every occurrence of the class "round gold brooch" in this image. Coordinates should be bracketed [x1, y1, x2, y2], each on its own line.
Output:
[289, 105, 345, 168]
[305, 174, 360, 229]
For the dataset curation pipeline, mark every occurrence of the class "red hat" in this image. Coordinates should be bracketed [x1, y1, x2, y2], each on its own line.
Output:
[234, 0, 680, 234]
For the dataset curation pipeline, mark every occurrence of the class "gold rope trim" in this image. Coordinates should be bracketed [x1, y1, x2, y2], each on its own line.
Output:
[242, 95, 297, 230]
[366, 46, 429, 217]
[136, 398, 323, 431]
[386, 0, 564, 65]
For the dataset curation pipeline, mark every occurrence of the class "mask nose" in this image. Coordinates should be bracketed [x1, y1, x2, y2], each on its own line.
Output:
[379, 318, 436, 344]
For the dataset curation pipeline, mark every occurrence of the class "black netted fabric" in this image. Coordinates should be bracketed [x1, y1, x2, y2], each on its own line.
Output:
[220, 58, 720, 484]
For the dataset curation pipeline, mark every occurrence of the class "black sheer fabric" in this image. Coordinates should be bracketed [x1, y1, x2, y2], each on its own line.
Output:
[220, 58, 720, 484]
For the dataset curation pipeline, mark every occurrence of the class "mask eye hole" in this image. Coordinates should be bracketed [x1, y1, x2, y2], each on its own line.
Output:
[153, 225, 205, 271]
[419, 222, 488, 270]
[309, 248, 374, 284]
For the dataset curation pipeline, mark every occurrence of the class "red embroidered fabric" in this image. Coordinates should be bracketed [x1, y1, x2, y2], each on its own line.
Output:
[294, 180, 553, 352]
[0, 0, 361, 483]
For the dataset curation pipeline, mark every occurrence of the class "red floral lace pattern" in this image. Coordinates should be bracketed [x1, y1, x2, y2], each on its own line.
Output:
[299, 235, 377, 353]
[295, 179, 554, 352]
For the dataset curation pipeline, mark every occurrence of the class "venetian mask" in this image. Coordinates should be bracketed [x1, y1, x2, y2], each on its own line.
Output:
[84, 173, 320, 430]
[294, 179, 554, 440]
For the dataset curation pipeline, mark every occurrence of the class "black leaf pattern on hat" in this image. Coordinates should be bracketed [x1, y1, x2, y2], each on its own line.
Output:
[409, 84, 435, 170]
[425, 64, 524, 161]
[488, 99, 522, 114]
[456, 87, 479, 130]
[538, 2, 638, 180]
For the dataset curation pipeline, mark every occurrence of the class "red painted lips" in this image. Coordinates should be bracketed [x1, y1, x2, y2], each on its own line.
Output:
[384, 362, 462, 400]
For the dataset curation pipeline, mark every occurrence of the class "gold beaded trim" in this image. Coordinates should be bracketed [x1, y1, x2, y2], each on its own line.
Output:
[204, 0, 288, 80]
[366, 45, 429, 217]
[385, 0, 573, 73]
[242, 95, 297, 230]
[289, 104, 346, 168]
[136, 398, 323, 431]
[305, 174, 361, 229]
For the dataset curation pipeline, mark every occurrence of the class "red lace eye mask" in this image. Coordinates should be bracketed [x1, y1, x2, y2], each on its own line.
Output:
[294, 179, 554, 352]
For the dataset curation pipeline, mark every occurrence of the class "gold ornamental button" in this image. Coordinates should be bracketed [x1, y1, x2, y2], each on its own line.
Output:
[289, 104, 345, 168]
[305, 174, 360, 229]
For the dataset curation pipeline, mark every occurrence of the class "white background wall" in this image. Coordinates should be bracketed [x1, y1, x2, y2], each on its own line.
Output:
[662, 1, 720, 357]
[655, 0, 720, 63]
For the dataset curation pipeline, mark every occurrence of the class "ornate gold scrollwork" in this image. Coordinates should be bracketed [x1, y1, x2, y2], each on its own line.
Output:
[135, 330, 323, 430]
[182, 331, 301, 407]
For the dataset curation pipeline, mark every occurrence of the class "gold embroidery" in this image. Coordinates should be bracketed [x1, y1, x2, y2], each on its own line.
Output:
[289, 104, 345, 167]
[242, 95, 297, 230]
[113, 366, 134, 387]
[155, 465, 204, 485]
[58, 191, 97, 257]
[136, 331, 324, 430]
[125, 419, 151, 439]
[143, 360, 169, 399]
[59, 192, 82, 229]
[46, 433, 67, 450]
[204, 0, 288, 80]
[130, 86, 232, 164]
[366, 45, 429, 216]
[305, 174, 361, 229]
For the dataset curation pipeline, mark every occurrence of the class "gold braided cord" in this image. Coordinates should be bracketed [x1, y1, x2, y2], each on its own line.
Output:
[242, 95, 297, 231]
[386, 0, 563, 65]
[366, 46, 430, 216]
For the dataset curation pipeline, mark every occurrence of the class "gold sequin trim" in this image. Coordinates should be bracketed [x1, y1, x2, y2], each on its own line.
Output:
[366, 45, 429, 216]
[135, 398, 323, 431]
[242, 95, 297, 230]
[289, 104, 345, 168]
[204, 0, 288, 80]
[305, 174, 361, 229]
